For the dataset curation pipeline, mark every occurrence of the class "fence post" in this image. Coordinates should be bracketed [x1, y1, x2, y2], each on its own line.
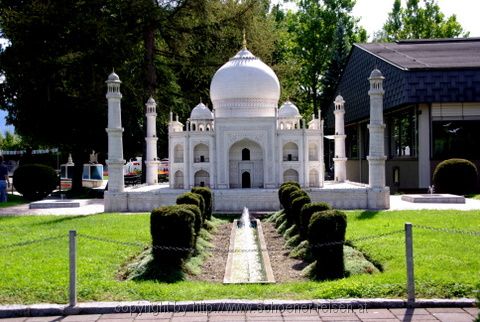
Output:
[405, 222, 415, 305]
[69, 230, 77, 307]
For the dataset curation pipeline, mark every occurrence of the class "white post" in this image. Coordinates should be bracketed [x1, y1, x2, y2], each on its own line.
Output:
[145, 97, 160, 185]
[105, 72, 125, 192]
[405, 223, 415, 305]
[333, 95, 347, 182]
[367, 68, 390, 209]
[69, 230, 77, 307]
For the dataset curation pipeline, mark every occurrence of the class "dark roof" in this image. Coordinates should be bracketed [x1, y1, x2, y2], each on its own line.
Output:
[324, 39, 480, 129]
[356, 38, 480, 70]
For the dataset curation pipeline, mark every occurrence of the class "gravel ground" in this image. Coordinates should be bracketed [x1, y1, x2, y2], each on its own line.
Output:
[191, 220, 308, 282]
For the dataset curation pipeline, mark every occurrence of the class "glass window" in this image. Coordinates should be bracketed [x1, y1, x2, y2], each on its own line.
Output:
[346, 126, 359, 159]
[433, 120, 480, 159]
[388, 109, 416, 158]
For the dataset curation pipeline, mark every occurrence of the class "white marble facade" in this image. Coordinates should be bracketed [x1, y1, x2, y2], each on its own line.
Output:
[168, 46, 324, 190]
[104, 44, 390, 212]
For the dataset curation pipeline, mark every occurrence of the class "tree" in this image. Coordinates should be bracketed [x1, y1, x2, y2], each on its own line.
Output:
[0, 0, 279, 191]
[286, 0, 366, 116]
[375, 0, 469, 41]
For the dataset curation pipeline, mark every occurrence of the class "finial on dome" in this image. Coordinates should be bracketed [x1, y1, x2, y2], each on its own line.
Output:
[242, 29, 247, 49]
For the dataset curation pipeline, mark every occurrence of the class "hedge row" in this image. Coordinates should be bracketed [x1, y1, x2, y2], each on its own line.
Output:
[277, 182, 346, 280]
[150, 187, 213, 265]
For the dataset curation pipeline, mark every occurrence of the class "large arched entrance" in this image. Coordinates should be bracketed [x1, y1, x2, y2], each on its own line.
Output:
[229, 139, 263, 188]
[242, 171, 251, 188]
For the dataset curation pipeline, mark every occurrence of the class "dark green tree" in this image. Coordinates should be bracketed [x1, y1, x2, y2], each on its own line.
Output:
[375, 0, 469, 41]
[286, 0, 366, 116]
[0, 0, 278, 191]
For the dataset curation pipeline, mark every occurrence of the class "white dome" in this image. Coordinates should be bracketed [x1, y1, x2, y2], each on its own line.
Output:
[278, 101, 300, 118]
[369, 68, 384, 79]
[107, 71, 120, 82]
[210, 48, 280, 117]
[190, 102, 213, 120]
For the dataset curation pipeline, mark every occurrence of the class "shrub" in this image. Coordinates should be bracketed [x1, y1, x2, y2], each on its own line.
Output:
[278, 181, 300, 200]
[308, 210, 347, 280]
[180, 204, 202, 236]
[279, 184, 300, 209]
[433, 158, 478, 195]
[150, 205, 196, 265]
[300, 202, 332, 239]
[13, 164, 58, 201]
[176, 192, 205, 222]
[290, 195, 311, 227]
[191, 187, 213, 221]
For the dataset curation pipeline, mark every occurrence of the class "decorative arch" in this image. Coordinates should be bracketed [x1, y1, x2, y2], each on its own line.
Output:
[309, 169, 319, 187]
[174, 144, 184, 163]
[174, 170, 184, 189]
[283, 142, 299, 161]
[283, 169, 299, 183]
[193, 143, 209, 163]
[194, 170, 210, 187]
[228, 138, 264, 188]
[309, 143, 319, 161]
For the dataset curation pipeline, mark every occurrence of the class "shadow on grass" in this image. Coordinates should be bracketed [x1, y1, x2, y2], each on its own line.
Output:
[119, 249, 185, 283]
[33, 215, 93, 226]
[356, 211, 381, 220]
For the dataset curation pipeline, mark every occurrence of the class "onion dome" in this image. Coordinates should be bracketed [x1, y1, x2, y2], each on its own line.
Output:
[190, 102, 213, 120]
[278, 101, 300, 118]
[210, 48, 280, 117]
[107, 71, 121, 82]
[369, 68, 384, 79]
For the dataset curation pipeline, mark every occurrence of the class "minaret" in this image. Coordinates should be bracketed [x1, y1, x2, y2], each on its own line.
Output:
[333, 95, 347, 182]
[105, 71, 125, 192]
[145, 97, 160, 185]
[367, 68, 387, 189]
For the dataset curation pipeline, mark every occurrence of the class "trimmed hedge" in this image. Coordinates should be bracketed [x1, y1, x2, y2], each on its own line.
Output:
[279, 184, 300, 209]
[176, 192, 205, 222]
[150, 205, 196, 265]
[278, 181, 300, 200]
[308, 210, 347, 280]
[191, 187, 213, 221]
[290, 195, 311, 227]
[433, 158, 478, 195]
[13, 164, 58, 201]
[181, 204, 202, 236]
[300, 202, 332, 239]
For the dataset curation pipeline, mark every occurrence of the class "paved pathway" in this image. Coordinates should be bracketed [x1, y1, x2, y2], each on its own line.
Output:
[0, 307, 477, 321]
[1, 195, 480, 217]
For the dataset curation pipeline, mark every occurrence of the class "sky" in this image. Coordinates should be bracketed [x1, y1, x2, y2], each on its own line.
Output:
[1, 0, 479, 135]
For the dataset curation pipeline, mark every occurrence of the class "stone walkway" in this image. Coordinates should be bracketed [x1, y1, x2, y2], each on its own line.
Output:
[0, 307, 477, 321]
[1, 195, 480, 217]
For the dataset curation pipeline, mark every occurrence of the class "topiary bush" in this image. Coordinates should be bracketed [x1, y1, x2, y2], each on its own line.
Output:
[308, 209, 347, 280]
[176, 192, 205, 222]
[300, 202, 332, 239]
[191, 187, 213, 221]
[290, 195, 311, 227]
[150, 205, 196, 265]
[433, 158, 478, 195]
[278, 181, 300, 200]
[279, 184, 300, 209]
[13, 164, 58, 201]
[180, 204, 202, 236]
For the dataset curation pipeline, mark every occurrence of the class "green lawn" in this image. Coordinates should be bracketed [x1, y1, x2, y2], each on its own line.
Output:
[0, 210, 479, 304]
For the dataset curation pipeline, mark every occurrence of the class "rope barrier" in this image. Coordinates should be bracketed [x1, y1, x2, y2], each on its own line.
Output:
[0, 234, 65, 250]
[413, 224, 480, 236]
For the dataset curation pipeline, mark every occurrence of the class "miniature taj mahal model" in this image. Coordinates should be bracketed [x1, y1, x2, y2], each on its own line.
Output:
[104, 42, 390, 212]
